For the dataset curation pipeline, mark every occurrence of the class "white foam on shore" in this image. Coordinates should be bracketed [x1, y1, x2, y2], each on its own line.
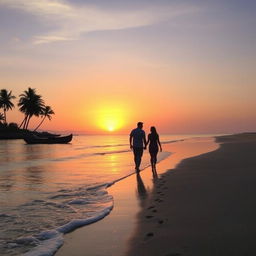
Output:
[21, 205, 113, 256]
[5, 182, 117, 255]
[23, 232, 63, 256]
[56, 206, 113, 234]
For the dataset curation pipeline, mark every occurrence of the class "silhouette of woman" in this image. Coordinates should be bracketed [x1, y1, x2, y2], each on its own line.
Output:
[146, 126, 162, 172]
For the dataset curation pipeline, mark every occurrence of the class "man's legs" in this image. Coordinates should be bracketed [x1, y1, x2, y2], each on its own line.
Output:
[133, 147, 143, 171]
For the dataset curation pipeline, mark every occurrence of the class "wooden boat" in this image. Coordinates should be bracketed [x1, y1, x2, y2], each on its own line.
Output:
[23, 134, 73, 144]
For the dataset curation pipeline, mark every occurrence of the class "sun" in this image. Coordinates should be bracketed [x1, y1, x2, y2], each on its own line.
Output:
[95, 106, 126, 132]
[108, 126, 114, 132]
[105, 119, 119, 132]
[85, 99, 132, 133]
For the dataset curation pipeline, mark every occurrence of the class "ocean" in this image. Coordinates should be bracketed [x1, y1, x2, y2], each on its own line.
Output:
[0, 134, 203, 256]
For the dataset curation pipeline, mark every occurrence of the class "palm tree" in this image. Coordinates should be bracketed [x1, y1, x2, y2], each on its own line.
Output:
[18, 87, 45, 130]
[0, 89, 16, 124]
[34, 105, 55, 131]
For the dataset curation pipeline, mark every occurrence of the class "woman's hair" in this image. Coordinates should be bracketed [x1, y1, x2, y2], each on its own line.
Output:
[150, 126, 158, 135]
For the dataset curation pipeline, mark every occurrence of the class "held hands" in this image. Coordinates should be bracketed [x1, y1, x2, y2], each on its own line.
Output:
[144, 142, 148, 150]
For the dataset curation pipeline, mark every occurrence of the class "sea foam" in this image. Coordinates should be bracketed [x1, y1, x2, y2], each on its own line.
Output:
[22, 205, 113, 256]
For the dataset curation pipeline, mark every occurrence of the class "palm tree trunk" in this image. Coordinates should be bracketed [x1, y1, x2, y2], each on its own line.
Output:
[34, 116, 46, 131]
[21, 115, 28, 129]
[3, 108, 6, 124]
[24, 116, 29, 130]
[24, 116, 29, 129]
[25, 115, 32, 130]
[19, 116, 27, 129]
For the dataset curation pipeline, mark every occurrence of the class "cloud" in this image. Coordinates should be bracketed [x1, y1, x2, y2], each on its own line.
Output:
[0, 0, 201, 44]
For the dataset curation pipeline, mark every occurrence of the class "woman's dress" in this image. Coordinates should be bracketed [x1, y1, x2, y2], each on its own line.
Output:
[148, 133, 159, 155]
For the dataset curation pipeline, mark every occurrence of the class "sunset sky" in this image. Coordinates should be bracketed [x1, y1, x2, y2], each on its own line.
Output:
[0, 0, 255, 134]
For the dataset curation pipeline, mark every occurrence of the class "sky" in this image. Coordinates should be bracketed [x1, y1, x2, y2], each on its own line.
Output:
[0, 0, 255, 134]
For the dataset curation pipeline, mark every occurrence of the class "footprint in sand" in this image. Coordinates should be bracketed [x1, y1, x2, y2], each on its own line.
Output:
[158, 219, 164, 224]
[155, 198, 163, 203]
[145, 232, 154, 238]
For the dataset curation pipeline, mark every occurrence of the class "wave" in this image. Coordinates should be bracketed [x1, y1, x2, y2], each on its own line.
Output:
[3, 184, 113, 256]
[22, 206, 113, 256]
[75, 143, 128, 150]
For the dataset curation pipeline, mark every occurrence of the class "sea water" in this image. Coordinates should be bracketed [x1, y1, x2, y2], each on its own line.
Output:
[0, 134, 198, 256]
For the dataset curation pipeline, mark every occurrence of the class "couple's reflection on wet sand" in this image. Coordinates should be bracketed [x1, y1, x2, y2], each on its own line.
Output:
[136, 168, 159, 207]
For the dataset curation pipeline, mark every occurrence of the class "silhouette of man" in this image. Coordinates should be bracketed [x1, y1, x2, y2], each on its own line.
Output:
[129, 122, 146, 172]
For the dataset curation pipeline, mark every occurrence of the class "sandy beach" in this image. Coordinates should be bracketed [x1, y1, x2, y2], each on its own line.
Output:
[56, 133, 256, 256]
[127, 133, 256, 256]
[56, 136, 219, 256]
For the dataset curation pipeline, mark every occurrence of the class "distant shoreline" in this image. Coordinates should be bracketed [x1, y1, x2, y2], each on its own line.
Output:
[0, 127, 59, 140]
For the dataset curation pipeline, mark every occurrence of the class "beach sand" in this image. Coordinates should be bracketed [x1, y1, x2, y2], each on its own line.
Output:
[56, 133, 256, 256]
[126, 133, 256, 256]
[56, 137, 218, 256]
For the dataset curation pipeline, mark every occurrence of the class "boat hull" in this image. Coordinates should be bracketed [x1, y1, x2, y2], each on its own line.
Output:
[23, 134, 73, 144]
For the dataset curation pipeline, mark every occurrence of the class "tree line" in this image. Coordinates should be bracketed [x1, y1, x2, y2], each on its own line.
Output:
[0, 87, 54, 131]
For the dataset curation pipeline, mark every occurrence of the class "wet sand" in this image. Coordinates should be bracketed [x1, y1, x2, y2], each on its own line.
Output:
[56, 137, 218, 256]
[126, 133, 256, 256]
